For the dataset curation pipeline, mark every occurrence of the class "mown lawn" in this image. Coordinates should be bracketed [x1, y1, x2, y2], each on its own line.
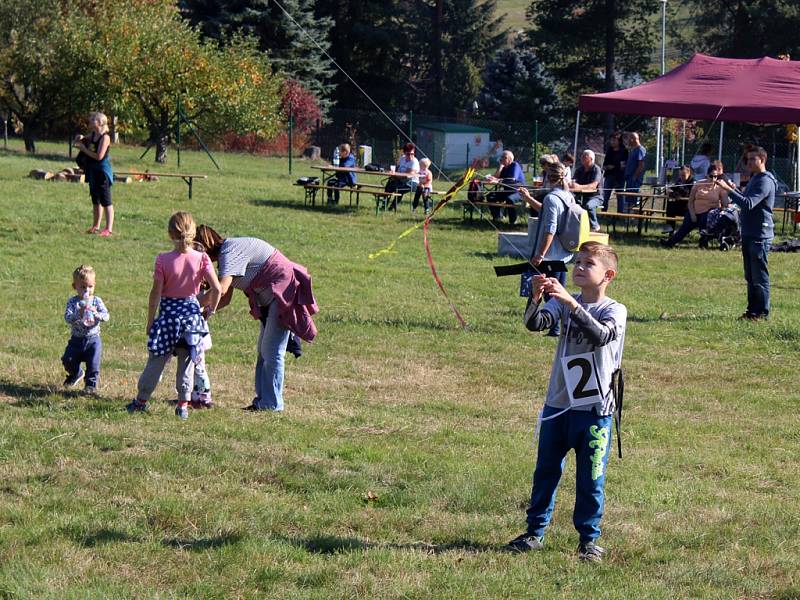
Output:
[1, 140, 798, 599]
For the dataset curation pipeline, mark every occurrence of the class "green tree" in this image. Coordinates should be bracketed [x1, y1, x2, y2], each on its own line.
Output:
[90, 0, 283, 163]
[0, 0, 96, 152]
[179, 0, 336, 113]
[319, 0, 505, 116]
[525, 0, 657, 129]
[677, 1, 800, 59]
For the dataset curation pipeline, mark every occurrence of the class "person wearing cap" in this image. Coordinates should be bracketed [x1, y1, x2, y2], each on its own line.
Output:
[485, 150, 526, 225]
[384, 143, 420, 209]
[569, 149, 603, 232]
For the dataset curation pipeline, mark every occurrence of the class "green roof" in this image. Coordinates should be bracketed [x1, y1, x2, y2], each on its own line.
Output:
[416, 122, 491, 134]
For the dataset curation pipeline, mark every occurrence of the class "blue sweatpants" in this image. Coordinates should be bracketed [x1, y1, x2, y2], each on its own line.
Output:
[62, 335, 102, 387]
[525, 405, 613, 543]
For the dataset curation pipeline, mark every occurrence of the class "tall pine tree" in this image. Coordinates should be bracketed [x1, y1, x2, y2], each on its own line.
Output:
[180, 0, 336, 112]
[525, 0, 657, 129]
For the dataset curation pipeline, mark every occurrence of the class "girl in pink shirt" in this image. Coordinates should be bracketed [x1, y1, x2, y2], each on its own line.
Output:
[127, 212, 221, 419]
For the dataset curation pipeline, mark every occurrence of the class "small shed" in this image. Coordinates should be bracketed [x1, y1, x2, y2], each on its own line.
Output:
[415, 122, 494, 169]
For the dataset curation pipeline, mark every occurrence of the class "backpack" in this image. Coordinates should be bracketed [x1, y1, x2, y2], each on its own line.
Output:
[551, 188, 590, 252]
[296, 176, 320, 185]
[467, 178, 486, 203]
[364, 163, 383, 172]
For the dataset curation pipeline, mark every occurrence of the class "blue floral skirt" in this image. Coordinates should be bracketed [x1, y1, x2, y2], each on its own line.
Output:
[147, 297, 208, 357]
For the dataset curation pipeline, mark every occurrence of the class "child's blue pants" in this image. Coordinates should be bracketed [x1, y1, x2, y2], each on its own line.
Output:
[525, 405, 613, 543]
[62, 335, 102, 387]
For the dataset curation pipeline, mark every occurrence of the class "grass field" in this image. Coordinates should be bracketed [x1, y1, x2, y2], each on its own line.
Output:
[1, 140, 799, 599]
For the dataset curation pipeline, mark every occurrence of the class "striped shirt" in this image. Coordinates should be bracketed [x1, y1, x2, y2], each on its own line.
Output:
[218, 237, 277, 305]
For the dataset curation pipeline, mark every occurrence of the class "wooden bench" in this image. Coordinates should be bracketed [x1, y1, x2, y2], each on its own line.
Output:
[116, 171, 207, 199]
[599, 211, 682, 234]
[294, 183, 361, 207]
[461, 201, 530, 223]
[294, 182, 402, 214]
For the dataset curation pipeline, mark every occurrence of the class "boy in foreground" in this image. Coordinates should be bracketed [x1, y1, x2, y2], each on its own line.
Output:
[506, 241, 627, 562]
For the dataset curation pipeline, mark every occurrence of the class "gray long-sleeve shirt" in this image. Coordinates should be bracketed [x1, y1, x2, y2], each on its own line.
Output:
[524, 294, 626, 416]
[727, 171, 776, 239]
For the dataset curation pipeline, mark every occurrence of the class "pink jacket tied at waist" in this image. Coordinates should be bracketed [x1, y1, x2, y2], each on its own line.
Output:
[245, 250, 318, 342]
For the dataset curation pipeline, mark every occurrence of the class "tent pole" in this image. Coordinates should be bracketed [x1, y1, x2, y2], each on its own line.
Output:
[656, 117, 663, 182]
[681, 121, 686, 165]
[796, 126, 799, 191]
[718, 122, 724, 161]
[573, 110, 581, 158]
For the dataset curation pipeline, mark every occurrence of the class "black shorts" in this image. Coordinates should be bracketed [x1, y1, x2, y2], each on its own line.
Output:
[89, 174, 112, 207]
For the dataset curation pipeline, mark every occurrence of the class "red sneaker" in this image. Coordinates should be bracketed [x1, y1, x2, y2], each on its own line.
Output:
[99, 229, 113, 237]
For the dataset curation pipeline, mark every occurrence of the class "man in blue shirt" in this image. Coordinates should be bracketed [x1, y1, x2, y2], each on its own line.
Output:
[327, 144, 357, 205]
[623, 132, 646, 213]
[486, 150, 526, 225]
[718, 146, 776, 320]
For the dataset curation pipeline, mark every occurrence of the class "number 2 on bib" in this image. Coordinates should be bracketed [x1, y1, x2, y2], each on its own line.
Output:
[560, 351, 603, 407]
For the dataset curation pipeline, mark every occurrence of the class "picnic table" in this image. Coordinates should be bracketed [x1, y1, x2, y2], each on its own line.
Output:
[611, 190, 670, 234]
[778, 192, 800, 234]
[116, 171, 207, 199]
[301, 165, 432, 215]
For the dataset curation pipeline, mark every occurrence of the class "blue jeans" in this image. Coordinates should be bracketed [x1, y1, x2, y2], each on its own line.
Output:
[326, 177, 349, 204]
[580, 195, 603, 229]
[741, 238, 771, 318]
[254, 300, 290, 411]
[62, 335, 102, 387]
[667, 211, 709, 246]
[526, 405, 613, 543]
[602, 178, 624, 211]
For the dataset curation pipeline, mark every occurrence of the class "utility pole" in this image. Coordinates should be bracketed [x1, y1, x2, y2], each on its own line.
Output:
[655, 0, 667, 181]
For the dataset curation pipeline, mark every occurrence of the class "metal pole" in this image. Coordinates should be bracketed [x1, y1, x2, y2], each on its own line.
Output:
[718, 122, 724, 161]
[176, 96, 182, 169]
[68, 95, 73, 158]
[655, 0, 667, 181]
[573, 110, 581, 158]
[3, 112, 7, 150]
[681, 120, 686, 165]
[796, 126, 799, 191]
[288, 104, 293, 175]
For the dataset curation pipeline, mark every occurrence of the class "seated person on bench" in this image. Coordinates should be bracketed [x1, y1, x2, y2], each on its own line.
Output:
[485, 150, 526, 225]
[662, 161, 728, 248]
[384, 143, 420, 209]
[569, 149, 603, 232]
[664, 165, 695, 233]
[327, 143, 357, 205]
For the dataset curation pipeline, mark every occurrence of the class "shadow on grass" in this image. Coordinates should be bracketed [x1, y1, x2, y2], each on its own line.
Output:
[250, 198, 360, 215]
[0, 148, 74, 163]
[320, 311, 461, 332]
[0, 380, 123, 413]
[0, 381, 60, 406]
[287, 533, 496, 555]
[67, 527, 142, 547]
[163, 532, 244, 551]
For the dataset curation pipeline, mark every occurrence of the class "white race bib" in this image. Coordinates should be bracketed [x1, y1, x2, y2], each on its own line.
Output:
[560, 351, 604, 407]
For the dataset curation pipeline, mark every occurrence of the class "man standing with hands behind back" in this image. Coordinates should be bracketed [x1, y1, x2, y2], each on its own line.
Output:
[623, 132, 646, 213]
[717, 146, 776, 321]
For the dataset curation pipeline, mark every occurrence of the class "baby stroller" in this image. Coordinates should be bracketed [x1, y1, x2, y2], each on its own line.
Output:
[699, 206, 740, 251]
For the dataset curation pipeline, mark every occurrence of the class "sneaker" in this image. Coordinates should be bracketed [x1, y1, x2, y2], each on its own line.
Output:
[591, 225, 602, 232]
[577, 540, 605, 562]
[175, 403, 189, 420]
[738, 312, 765, 321]
[99, 229, 113, 237]
[83, 386, 97, 396]
[242, 403, 264, 411]
[661, 225, 674, 234]
[504, 533, 544, 553]
[63, 369, 85, 388]
[190, 399, 214, 409]
[126, 399, 148, 413]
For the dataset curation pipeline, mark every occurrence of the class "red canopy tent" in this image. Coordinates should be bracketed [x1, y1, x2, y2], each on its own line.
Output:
[579, 53, 800, 124]
[575, 54, 800, 185]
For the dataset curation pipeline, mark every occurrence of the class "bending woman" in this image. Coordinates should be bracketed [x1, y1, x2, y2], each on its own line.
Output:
[194, 225, 318, 411]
